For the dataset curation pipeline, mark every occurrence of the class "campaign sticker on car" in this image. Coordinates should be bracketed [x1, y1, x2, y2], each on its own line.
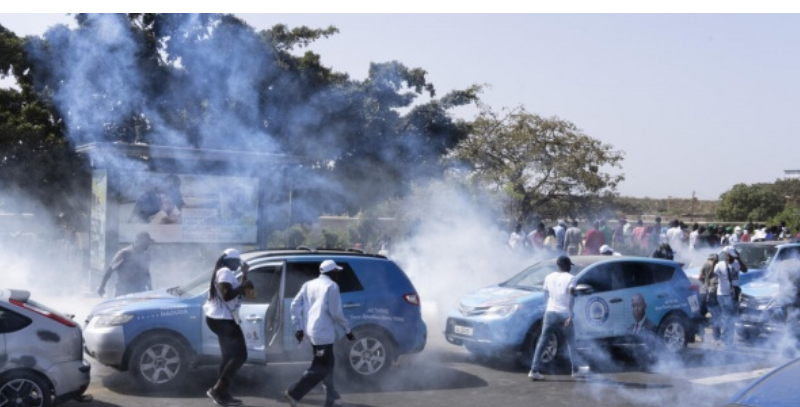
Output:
[687, 294, 699, 313]
[454, 325, 474, 336]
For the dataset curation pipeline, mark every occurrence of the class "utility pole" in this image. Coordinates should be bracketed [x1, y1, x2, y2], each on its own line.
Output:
[691, 191, 696, 222]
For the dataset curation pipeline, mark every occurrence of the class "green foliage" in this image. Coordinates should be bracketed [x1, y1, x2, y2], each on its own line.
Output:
[716, 183, 786, 222]
[771, 205, 800, 237]
[452, 105, 624, 222]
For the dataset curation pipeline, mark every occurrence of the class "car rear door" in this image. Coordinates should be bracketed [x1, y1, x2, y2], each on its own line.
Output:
[239, 261, 284, 361]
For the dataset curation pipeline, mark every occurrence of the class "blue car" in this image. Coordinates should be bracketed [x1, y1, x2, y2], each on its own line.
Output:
[83, 249, 426, 389]
[445, 256, 702, 368]
[684, 242, 792, 288]
[724, 357, 800, 407]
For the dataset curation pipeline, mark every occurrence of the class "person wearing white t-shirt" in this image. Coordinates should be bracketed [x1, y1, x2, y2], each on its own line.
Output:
[528, 256, 589, 381]
[204, 248, 254, 407]
[713, 246, 741, 347]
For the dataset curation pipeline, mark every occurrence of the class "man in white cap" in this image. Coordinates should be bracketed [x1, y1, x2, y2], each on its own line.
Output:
[599, 245, 616, 256]
[712, 246, 746, 347]
[285, 260, 355, 407]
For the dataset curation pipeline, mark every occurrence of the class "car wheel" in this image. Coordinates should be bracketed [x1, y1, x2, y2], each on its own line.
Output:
[340, 329, 395, 379]
[129, 334, 189, 389]
[657, 315, 689, 353]
[519, 322, 560, 369]
[0, 370, 53, 407]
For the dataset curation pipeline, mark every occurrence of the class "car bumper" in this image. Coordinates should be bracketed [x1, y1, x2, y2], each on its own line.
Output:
[83, 321, 126, 368]
[48, 358, 91, 403]
[444, 316, 526, 348]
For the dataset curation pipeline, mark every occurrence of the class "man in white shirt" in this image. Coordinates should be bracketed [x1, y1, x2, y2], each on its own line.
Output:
[285, 260, 355, 407]
[528, 256, 589, 381]
[713, 247, 741, 347]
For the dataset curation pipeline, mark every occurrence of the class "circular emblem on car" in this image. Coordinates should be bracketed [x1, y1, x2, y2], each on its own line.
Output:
[585, 297, 609, 326]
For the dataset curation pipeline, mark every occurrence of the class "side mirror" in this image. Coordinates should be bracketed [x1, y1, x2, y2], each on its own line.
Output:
[573, 284, 594, 296]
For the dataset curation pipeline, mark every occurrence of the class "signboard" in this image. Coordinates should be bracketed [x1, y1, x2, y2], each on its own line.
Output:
[118, 172, 259, 243]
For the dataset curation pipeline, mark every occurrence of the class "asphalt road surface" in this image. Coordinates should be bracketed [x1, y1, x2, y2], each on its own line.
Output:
[59, 330, 790, 407]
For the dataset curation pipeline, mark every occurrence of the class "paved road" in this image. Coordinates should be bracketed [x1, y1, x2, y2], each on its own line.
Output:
[59, 330, 790, 407]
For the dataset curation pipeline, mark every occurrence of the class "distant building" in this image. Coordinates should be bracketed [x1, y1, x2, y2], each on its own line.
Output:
[785, 170, 800, 179]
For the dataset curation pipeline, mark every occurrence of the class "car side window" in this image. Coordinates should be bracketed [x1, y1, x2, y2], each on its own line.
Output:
[651, 264, 675, 283]
[0, 306, 32, 333]
[579, 265, 613, 293]
[617, 262, 655, 289]
[284, 262, 365, 299]
[241, 265, 281, 304]
[777, 247, 800, 262]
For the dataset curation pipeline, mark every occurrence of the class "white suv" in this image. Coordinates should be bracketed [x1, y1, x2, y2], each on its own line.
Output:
[0, 289, 90, 406]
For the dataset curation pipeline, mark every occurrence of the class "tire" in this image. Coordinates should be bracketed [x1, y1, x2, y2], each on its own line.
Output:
[657, 315, 689, 353]
[129, 334, 190, 390]
[339, 329, 395, 379]
[0, 370, 53, 407]
[519, 322, 560, 370]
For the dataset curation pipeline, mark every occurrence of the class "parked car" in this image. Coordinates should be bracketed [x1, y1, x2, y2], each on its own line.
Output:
[445, 256, 702, 369]
[736, 243, 800, 340]
[684, 241, 790, 287]
[722, 356, 800, 407]
[83, 249, 426, 389]
[0, 289, 91, 407]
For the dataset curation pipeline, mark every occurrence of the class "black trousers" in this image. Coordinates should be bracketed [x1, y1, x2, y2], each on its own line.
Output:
[206, 317, 247, 390]
[288, 343, 337, 402]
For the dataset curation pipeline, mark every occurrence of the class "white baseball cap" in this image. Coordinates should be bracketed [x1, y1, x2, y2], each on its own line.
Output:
[724, 246, 739, 257]
[320, 259, 343, 273]
[223, 248, 241, 260]
[599, 245, 614, 255]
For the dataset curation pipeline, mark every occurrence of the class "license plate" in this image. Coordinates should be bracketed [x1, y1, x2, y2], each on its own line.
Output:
[454, 325, 473, 336]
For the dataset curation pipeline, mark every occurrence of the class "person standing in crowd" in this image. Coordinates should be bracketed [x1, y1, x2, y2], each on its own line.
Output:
[650, 217, 663, 252]
[98, 232, 154, 298]
[666, 220, 683, 252]
[780, 221, 792, 241]
[543, 227, 558, 253]
[699, 253, 720, 342]
[651, 243, 675, 260]
[528, 222, 546, 255]
[688, 223, 700, 253]
[729, 226, 742, 244]
[741, 225, 752, 243]
[631, 220, 646, 253]
[528, 255, 590, 381]
[205, 248, 254, 407]
[714, 247, 741, 347]
[285, 260, 355, 407]
[612, 218, 627, 249]
[564, 220, 583, 256]
[583, 221, 605, 255]
[554, 220, 567, 252]
[508, 223, 525, 250]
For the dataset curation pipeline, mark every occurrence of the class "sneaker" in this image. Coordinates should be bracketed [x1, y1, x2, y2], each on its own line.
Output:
[206, 388, 229, 407]
[284, 390, 298, 407]
[528, 371, 544, 381]
[572, 366, 591, 379]
[222, 394, 243, 407]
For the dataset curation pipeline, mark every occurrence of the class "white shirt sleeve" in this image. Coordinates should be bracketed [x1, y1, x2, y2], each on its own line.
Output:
[326, 284, 351, 334]
[290, 283, 307, 332]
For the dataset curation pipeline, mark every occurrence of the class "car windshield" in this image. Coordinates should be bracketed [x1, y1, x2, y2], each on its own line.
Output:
[167, 272, 214, 298]
[500, 261, 583, 291]
[737, 245, 778, 269]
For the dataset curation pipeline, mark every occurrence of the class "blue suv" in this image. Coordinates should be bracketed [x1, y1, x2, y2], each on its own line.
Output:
[445, 256, 702, 368]
[83, 249, 426, 389]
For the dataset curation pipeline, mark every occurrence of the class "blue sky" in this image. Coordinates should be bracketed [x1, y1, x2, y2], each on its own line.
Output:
[2, 13, 799, 200]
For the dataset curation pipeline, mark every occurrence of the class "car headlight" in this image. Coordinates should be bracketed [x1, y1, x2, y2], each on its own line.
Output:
[485, 304, 521, 318]
[93, 313, 135, 327]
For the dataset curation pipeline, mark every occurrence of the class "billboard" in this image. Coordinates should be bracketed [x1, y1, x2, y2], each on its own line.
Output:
[118, 172, 259, 243]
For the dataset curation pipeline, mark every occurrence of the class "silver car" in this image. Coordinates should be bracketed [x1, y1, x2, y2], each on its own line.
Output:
[0, 289, 90, 406]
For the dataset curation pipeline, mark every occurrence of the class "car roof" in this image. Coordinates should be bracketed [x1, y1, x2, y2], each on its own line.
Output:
[541, 255, 683, 269]
[241, 247, 389, 262]
[735, 241, 800, 248]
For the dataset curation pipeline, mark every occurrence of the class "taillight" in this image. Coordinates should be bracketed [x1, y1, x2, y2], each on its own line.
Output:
[10, 299, 77, 328]
[403, 293, 420, 306]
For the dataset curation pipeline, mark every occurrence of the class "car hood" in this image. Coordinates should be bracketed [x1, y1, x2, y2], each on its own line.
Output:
[90, 289, 192, 315]
[741, 279, 779, 298]
[459, 285, 541, 308]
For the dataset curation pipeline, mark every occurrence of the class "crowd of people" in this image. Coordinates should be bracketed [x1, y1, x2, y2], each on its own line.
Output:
[506, 217, 797, 263]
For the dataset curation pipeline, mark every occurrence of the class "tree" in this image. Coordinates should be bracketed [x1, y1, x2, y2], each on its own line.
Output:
[716, 183, 785, 223]
[18, 13, 480, 219]
[452, 105, 624, 222]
